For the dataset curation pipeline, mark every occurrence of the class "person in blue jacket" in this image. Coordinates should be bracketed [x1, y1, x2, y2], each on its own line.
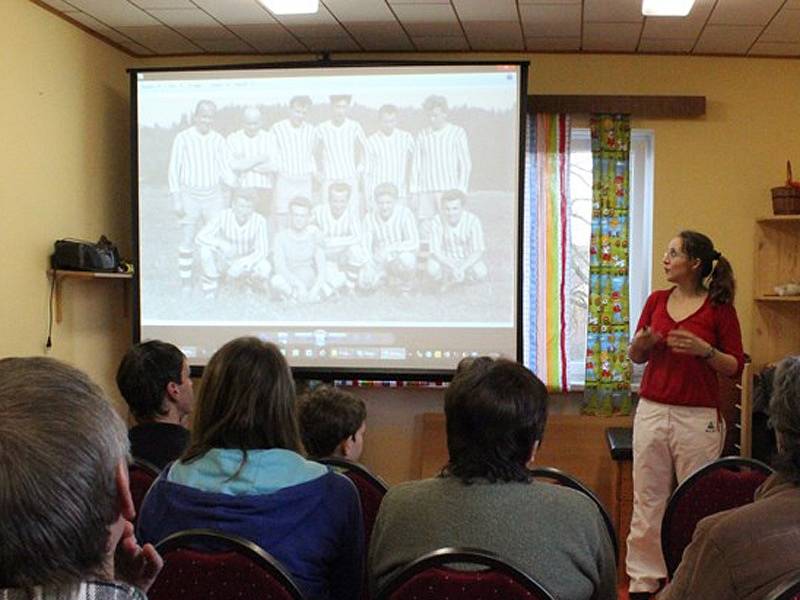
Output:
[137, 337, 364, 600]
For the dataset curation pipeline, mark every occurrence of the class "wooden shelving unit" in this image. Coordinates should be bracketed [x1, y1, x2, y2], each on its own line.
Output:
[737, 215, 800, 457]
[751, 215, 800, 372]
[48, 269, 132, 323]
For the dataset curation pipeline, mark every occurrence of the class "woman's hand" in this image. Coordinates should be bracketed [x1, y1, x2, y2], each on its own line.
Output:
[666, 328, 709, 356]
[629, 326, 662, 363]
[634, 326, 661, 349]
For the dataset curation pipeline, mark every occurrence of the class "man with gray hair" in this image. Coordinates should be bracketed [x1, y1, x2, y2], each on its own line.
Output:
[0, 357, 163, 599]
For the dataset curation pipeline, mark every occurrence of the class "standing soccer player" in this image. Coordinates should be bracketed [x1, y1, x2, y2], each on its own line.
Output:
[427, 189, 487, 291]
[226, 107, 276, 218]
[272, 96, 320, 230]
[318, 94, 367, 212]
[195, 188, 271, 299]
[365, 104, 414, 210]
[361, 182, 419, 293]
[313, 181, 368, 294]
[411, 95, 472, 243]
[271, 196, 327, 303]
[168, 100, 236, 294]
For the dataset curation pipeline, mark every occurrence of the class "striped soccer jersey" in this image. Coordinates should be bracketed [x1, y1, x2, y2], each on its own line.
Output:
[318, 118, 367, 181]
[226, 128, 276, 189]
[365, 128, 414, 196]
[271, 118, 320, 177]
[412, 122, 472, 194]
[313, 204, 362, 248]
[364, 205, 419, 257]
[196, 209, 269, 260]
[430, 210, 485, 260]
[168, 126, 234, 193]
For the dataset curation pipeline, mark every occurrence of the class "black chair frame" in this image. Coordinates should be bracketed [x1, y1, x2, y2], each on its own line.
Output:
[529, 466, 619, 563]
[766, 573, 800, 600]
[375, 546, 555, 600]
[318, 456, 389, 492]
[661, 455, 773, 578]
[130, 457, 161, 477]
[155, 528, 306, 600]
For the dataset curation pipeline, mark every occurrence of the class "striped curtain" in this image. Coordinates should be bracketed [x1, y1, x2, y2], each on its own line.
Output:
[583, 114, 632, 415]
[524, 113, 571, 391]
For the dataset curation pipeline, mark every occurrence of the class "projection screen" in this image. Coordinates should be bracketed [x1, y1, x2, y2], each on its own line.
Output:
[131, 61, 527, 378]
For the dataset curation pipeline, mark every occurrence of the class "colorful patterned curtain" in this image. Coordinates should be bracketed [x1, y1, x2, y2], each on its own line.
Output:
[524, 113, 571, 391]
[583, 114, 632, 415]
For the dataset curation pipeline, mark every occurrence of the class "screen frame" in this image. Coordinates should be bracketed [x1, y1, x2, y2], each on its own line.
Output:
[129, 59, 529, 381]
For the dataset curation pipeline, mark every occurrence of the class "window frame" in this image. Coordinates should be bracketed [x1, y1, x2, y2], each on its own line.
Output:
[564, 128, 654, 390]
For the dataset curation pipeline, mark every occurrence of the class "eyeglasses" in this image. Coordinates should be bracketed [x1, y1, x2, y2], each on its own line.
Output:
[663, 249, 687, 260]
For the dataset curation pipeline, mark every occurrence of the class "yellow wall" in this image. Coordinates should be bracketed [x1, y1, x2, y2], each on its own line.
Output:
[0, 0, 131, 409]
[5, 0, 800, 438]
[531, 53, 800, 348]
[130, 51, 800, 354]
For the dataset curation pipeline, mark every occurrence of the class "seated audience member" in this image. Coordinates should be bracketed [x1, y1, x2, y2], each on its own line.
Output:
[116, 340, 193, 470]
[454, 354, 492, 376]
[659, 354, 800, 600]
[299, 385, 367, 461]
[137, 337, 363, 600]
[368, 357, 616, 600]
[0, 357, 162, 600]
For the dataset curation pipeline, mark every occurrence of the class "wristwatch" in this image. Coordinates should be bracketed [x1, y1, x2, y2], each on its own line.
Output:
[703, 346, 716, 360]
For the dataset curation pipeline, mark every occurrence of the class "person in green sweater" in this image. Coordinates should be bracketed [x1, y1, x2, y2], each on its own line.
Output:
[368, 357, 617, 600]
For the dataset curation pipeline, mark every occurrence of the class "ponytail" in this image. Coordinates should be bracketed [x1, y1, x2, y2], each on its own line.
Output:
[679, 230, 736, 305]
[709, 255, 735, 305]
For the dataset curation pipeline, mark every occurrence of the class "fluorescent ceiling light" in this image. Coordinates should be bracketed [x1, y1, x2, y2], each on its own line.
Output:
[259, 0, 319, 15]
[642, 0, 695, 17]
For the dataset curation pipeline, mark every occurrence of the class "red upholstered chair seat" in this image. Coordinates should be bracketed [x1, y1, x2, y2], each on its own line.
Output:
[661, 456, 773, 579]
[341, 468, 384, 544]
[318, 458, 389, 600]
[375, 547, 555, 600]
[128, 459, 159, 526]
[391, 566, 545, 600]
[148, 529, 306, 600]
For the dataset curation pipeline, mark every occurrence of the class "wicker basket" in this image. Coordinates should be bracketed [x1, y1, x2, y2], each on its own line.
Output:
[771, 186, 800, 215]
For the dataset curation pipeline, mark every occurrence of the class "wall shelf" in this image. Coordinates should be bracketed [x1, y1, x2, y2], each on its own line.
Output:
[48, 269, 132, 323]
[751, 215, 800, 372]
[755, 295, 800, 302]
[756, 215, 800, 224]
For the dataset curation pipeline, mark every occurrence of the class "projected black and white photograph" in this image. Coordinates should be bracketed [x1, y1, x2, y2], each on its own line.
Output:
[135, 64, 523, 369]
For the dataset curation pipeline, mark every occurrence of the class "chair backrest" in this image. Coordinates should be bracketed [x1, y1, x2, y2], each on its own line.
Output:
[318, 457, 388, 600]
[529, 466, 619, 563]
[317, 457, 388, 545]
[149, 528, 306, 600]
[128, 458, 159, 524]
[661, 456, 773, 579]
[375, 547, 555, 600]
[766, 573, 800, 600]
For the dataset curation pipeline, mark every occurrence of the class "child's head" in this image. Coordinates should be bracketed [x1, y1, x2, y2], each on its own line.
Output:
[299, 386, 367, 461]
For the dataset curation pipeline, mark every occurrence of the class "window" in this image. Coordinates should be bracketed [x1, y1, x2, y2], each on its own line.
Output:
[565, 128, 653, 388]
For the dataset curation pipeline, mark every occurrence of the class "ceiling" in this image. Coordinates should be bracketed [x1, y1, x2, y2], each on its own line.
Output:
[33, 0, 800, 58]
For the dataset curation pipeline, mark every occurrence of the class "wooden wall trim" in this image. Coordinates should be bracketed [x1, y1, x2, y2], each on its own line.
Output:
[529, 95, 706, 118]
